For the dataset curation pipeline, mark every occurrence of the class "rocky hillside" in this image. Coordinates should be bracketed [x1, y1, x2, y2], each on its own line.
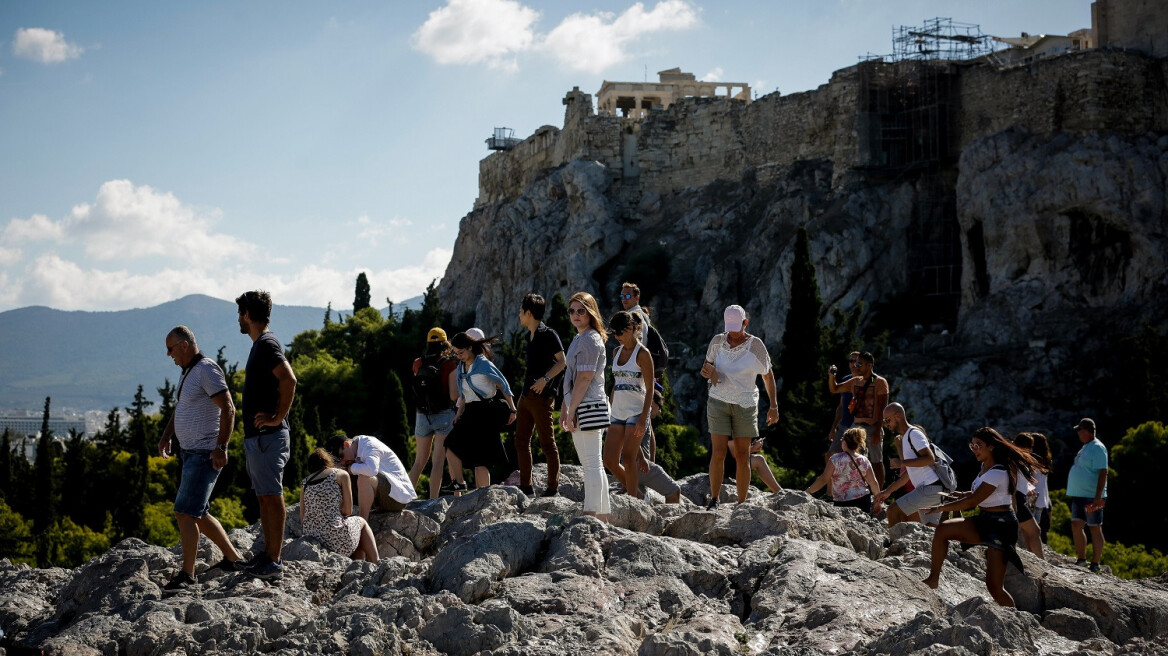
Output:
[4, 468, 1167, 655]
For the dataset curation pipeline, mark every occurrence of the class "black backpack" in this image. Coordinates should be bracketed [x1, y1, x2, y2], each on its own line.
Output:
[645, 323, 670, 374]
[412, 356, 452, 415]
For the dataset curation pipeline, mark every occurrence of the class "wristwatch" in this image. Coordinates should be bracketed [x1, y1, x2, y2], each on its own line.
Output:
[541, 376, 551, 384]
[215, 443, 228, 452]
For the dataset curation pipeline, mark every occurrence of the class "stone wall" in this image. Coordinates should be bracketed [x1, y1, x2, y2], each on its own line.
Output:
[1094, 0, 1168, 59]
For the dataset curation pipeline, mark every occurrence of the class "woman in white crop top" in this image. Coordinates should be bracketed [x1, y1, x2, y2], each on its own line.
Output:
[918, 427, 1042, 608]
[603, 311, 655, 499]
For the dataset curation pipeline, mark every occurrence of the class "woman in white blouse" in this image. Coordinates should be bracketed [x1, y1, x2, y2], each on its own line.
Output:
[919, 427, 1041, 607]
[699, 305, 779, 508]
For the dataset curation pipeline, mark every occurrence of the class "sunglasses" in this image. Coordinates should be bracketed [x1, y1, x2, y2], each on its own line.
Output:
[969, 441, 986, 451]
[849, 359, 861, 365]
[568, 307, 588, 316]
[166, 341, 186, 354]
[618, 293, 635, 300]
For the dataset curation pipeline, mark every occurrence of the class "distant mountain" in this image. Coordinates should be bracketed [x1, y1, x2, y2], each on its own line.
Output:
[0, 294, 423, 413]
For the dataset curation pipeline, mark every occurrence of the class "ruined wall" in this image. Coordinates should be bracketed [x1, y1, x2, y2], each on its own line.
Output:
[1094, 0, 1168, 59]
[957, 50, 1167, 148]
[476, 126, 563, 207]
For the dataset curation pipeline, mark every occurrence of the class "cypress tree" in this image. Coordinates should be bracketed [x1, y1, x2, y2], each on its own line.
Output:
[286, 401, 309, 487]
[354, 273, 372, 312]
[34, 397, 58, 566]
[0, 428, 12, 500]
[547, 293, 572, 341]
[382, 370, 412, 460]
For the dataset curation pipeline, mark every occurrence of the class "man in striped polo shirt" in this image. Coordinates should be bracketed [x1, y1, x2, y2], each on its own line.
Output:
[158, 325, 245, 592]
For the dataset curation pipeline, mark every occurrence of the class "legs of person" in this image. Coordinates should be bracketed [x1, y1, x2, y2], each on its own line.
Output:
[173, 449, 224, 575]
[474, 466, 491, 488]
[572, 428, 610, 521]
[195, 513, 243, 563]
[1071, 519, 1089, 560]
[892, 484, 942, 528]
[257, 494, 286, 562]
[1038, 507, 1051, 544]
[175, 513, 201, 575]
[985, 548, 1016, 607]
[355, 474, 377, 519]
[428, 433, 449, 499]
[1019, 518, 1044, 559]
[1089, 524, 1105, 565]
[750, 453, 781, 492]
[514, 395, 536, 488]
[922, 517, 980, 588]
[863, 423, 885, 487]
[603, 424, 629, 489]
[445, 449, 467, 488]
[408, 434, 433, 488]
[730, 437, 751, 503]
[353, 519, 379, 562]
[708, 434, 729, 500]
[620, 425, 642, 496]
[532, 397, 560, 491]
[885, 503, 908, 527]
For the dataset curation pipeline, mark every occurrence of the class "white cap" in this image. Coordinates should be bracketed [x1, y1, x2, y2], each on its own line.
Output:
[724, 305, 746, 332]
[466, 327, 486, 341]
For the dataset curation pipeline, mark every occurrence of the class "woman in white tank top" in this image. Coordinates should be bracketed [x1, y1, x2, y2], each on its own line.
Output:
[603, 311, 654, 498]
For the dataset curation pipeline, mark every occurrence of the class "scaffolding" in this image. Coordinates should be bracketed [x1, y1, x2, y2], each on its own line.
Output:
[485, 127, 522, 151]
[853, 18, 988, 324]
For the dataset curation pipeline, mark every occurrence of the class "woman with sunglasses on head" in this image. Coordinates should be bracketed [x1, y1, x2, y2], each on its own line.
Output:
[919, 427, 1041, 607]
[1012, 432, 1051, 557]
[604, 310, 655, 498]
[561, 292, 611, 522]
[443, 331, 517, 490]
[700, 305, 780, 508]
[1014, 432, 1053, 543]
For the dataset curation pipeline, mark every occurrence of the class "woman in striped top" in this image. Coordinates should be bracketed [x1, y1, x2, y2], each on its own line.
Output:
[560, 292, 611, 522]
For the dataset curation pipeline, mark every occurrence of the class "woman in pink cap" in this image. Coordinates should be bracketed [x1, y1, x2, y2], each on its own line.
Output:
[700, 305, 780, 508]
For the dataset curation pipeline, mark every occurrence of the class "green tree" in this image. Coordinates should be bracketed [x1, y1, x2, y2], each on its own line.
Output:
[114, 385, 153, 540]
[382, 370, 412, 459]
[547, 293, 572, 342]
[210, 497, 249, 531]
[143, 501, 180, 546]
[0, 497, 35, 566]
[418, 279, 445, 334]
[286, 399, 310, 487]
[44, 517, 110, 568]
[0, 428, 12, 500]
[772, 226, 831, 476]
[324, 301, 333, 326]
[1109, 421, 1168, 550]
[34, 396, 58, 566]
[354, 272, 372, 312]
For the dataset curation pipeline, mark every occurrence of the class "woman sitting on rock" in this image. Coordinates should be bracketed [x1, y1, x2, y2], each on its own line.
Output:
[560, 292, 611, 522]
[299, 448, 379, 562]
[805, 427, 881, 513]
[919, 427, 1040, 607]
[444, 331, 517, 490]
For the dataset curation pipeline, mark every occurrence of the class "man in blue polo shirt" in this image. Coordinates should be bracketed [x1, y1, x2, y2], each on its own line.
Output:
[1067, 417, 1108, 573]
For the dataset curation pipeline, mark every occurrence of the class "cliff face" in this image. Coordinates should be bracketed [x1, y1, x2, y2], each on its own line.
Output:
[440, 47, 1168, 440]
[4, 470, 1168, 655]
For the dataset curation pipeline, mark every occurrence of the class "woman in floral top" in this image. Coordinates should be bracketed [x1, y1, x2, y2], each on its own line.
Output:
[806, 427, 882, 514]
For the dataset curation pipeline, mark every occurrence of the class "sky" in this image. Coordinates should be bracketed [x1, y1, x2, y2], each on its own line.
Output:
[0, 0, 1093, 312]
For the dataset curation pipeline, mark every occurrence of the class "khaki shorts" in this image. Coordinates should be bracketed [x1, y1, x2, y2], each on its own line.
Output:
[374, 474, 407, 512]
[707, 397, 759, 438]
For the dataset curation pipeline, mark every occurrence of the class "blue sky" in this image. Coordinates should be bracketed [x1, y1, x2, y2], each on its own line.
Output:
[0, 0, 1092, 312]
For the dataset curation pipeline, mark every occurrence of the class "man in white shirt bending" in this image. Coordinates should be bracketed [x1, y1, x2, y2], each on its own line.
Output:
[873, 403, 945, 527]
[326, 433, 418, 519]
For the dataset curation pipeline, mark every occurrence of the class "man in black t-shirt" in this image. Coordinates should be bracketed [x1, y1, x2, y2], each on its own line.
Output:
[236, 290, 297, 581]
[515, 293, 566, 496]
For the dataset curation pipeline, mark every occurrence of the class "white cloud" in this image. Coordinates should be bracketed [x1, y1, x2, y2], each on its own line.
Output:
[413, 0, 697, 73]
[351, 214, 412, 246]
[0, 246, 21, 267]
[539, 1, 699, 73]
[12, 28, 84, 64]
[701, 67, 723, 82]
[2, 214, 66, 243]
[412, 0, 539, 70]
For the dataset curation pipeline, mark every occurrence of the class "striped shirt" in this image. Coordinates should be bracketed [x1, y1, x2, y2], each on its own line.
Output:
[174, 356, 229, 451]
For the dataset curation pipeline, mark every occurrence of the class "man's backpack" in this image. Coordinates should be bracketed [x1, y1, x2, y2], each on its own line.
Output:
[645, 323, 670, 374]
[412, 356, 452, 415]
[906, 426, 957, 492]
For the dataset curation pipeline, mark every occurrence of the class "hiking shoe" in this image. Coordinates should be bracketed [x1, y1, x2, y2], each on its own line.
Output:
[443, 481, 467, 493]
[517, 484, 535, 496]
[539, 488, 559, 498]
[1089, 563, 1102, 573]
[1075, 558, 1088, 567]
[706, 496, 719, 510]
[246, 559, 283, 581]
[241, 551, 271, 570]
[203, 558, 242, 575]
[163, 570, 196, 593]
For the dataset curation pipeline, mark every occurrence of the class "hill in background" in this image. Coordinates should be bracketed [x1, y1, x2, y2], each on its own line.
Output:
[0, 293, 422, 413]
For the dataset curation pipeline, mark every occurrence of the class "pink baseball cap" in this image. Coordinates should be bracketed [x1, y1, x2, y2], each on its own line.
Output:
[724, 305, 746, 332]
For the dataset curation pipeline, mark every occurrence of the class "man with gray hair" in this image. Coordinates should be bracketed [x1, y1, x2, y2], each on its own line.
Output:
[873, 402, 945, 527]
[157, 326, 245, 592]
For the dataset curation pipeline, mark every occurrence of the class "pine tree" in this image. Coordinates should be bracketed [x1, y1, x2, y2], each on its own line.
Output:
[354, 273, 372, 312]
[34, 397, 58, 566]
[324, 301, 333, 326]
[547, 293, 572, 341]
[286, 400, 309, 487]
[0, 428, 12, 500]
[115, 386, 152, 540]
[773, 226, 831, 477]
[419, 279, 444, 333]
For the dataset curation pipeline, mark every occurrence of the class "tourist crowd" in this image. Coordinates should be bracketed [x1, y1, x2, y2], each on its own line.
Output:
[157, 287, 1110, 608]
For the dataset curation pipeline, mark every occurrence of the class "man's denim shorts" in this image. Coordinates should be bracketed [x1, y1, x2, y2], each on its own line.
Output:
[1070, 496, 1105, 526]
[174, 448, 221, 518]
[416, 409, 456, 438]
[244, 428, 290, 496]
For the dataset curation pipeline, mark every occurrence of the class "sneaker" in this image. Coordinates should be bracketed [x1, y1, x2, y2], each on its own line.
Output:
[163, 570, 196, 593]
[706, 496, 719, 510]
[1089, 563, 1102, 573]
[203, 558, 242, 575]
[443, 481, 467, 493]
[241, 551, 271, 570]
[517, 484, 535, 496]
[246, 559, 283, 581]
[1075, 558, 1088, 567]
[539, 488, 559, 498]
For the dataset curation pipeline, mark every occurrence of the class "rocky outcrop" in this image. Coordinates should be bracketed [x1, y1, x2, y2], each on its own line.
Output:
[3, 466, 1167, 655]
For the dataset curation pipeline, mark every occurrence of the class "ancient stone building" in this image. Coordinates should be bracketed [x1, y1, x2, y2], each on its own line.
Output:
[596, 67, 751, 119]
